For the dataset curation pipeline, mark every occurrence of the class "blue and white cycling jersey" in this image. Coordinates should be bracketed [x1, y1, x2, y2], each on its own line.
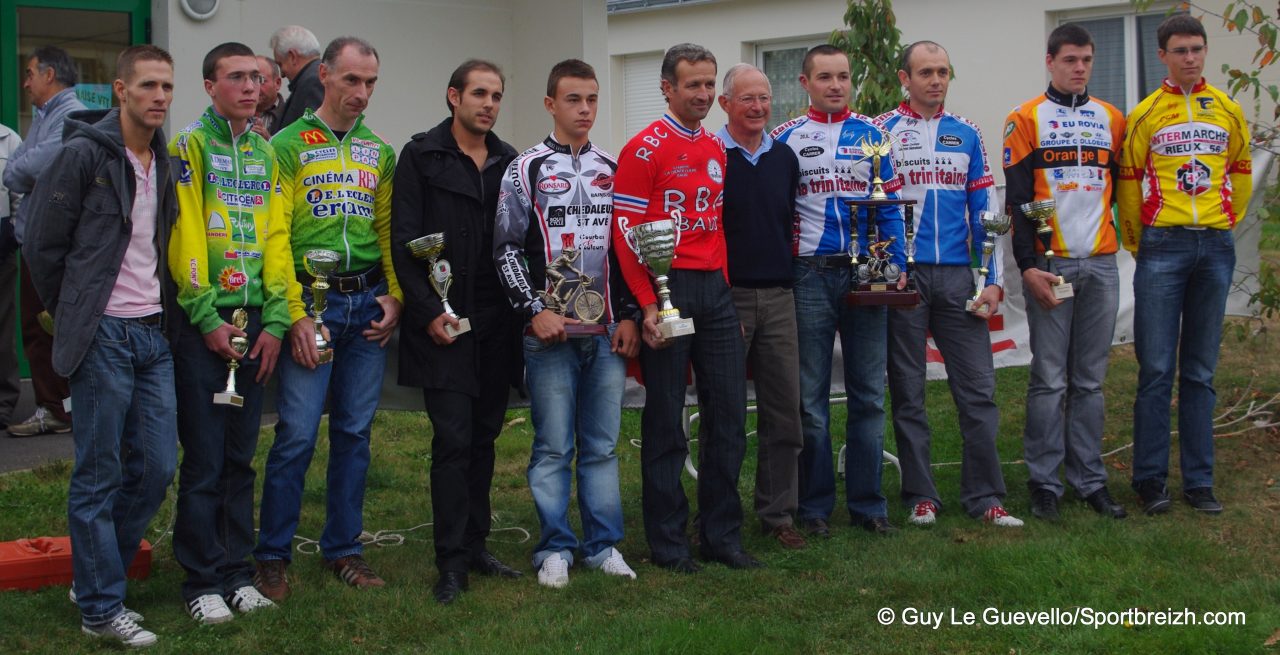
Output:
[875, 103, 1002, 286]
[771, 107, 905, 265]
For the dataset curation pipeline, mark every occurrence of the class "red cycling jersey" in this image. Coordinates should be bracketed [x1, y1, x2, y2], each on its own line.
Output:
[611, 114, 727, 307]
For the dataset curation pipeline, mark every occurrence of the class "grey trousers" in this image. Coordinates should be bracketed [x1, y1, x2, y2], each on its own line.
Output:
[1023, 254, 1118, 498]
[887, 264, 1005, 517]
[0, 249, 18, 425]
[732, 286, 802, 531]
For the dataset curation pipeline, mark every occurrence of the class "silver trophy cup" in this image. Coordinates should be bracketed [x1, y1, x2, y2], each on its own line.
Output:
[967, 211, 1012, 314]
[406, 233, 472, 337]
[620, 212, 695, 339]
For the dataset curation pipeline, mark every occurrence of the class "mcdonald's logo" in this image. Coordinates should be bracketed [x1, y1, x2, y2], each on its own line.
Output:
[300, 129, 329, 145]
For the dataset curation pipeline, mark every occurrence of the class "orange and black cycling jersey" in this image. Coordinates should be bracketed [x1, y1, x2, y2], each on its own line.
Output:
[1003, 85, 1125, 272]
[1116, 78, 1251, 251]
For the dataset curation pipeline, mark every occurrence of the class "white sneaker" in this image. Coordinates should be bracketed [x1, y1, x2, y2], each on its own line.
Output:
[82, 612, 157, 648]
[225, 585, 276, 613]
[908, 500, 938, 526]
[186, 593, 234, 624]
[537, 553, 570, 589]
[70, 586, 144, 622]
[983, 505, 1025, 528]
[597, 548, 637, 580]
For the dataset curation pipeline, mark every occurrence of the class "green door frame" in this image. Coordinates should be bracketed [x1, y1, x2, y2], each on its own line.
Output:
[1, 0, 148, 378]
[1, 0, 149, 130]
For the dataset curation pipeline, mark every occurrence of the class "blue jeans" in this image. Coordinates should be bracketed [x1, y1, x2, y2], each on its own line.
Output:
[68, 315, 177, 625]
[255, 281, 389, 562]
[524, 329, 626, 569]
[792, 259, 888, 521]
[1132, 227, 1235, 490]
[172, 308, 269, 601]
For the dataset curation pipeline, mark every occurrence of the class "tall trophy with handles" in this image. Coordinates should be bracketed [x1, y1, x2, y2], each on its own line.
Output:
[619, 211, 695, 339]
[406, 232, 472, 337]
[966, 211, 1012, 313]
[1020, 199, 1074, 299]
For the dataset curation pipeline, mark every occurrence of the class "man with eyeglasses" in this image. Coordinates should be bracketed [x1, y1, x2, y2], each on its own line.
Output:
[1118, 13, 1251, 516]
[715, 64, 806, 550]
[169, 41, 290, 625]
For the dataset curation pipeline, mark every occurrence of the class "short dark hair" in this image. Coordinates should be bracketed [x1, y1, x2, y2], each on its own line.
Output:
[1157, 13, 1206, 50]
[899, 41, 946, 75]
[202, 42, 255, 82]
[116, 45, 173, 82]
[29, 45, 79, 87]
[660, 43, 716, 87]
[546, 58, 596, 98]
[446, 59, 504, 113]
[322, 36, 378, 68]
[802, 44, 847, 77]
[1047, 24, 1094, 58]
[258, 56, 282, 79]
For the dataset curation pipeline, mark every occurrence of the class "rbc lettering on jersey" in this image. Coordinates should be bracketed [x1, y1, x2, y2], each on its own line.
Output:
[664, 187, 717, 215]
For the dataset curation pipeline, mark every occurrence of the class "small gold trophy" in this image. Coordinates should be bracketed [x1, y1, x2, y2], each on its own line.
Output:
[213, 308, 250, 407]
[303, 249, 341, 364]
[859, 136, 893, 201]
[967, 211, 1012, 314]
[619, 212, 695, 339]
[1019, 199, 1074, 299]
[406, 233, 472, 338]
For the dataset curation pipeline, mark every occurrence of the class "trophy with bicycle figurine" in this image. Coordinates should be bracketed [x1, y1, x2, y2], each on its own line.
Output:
[844, 134, 919, 307]
[540, 232, 607, 336]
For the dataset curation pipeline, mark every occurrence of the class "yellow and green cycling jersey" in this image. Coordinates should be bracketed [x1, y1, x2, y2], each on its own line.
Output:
[168, 107, 293, 337]
[271, 109, 401, 323]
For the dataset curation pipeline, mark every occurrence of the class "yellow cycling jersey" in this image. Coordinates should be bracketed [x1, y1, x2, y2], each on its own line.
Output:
[1117, 79, 1252, 250]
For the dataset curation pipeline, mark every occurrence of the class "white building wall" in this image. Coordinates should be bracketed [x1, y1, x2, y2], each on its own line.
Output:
[606, 0, 1278, 172]
[154, 0, 607, 152]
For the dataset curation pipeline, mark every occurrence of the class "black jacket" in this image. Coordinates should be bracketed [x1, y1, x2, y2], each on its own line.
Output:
[390, 118, 518, 394]
[278, 58, 324, 134]
[22, 108, 180, 377]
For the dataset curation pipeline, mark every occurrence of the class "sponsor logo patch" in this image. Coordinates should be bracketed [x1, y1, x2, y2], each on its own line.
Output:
[538, 176, 571, 195]
[209, 154, 233, 172]
[548, 206, 566, 227]
[590, 172, 614, 192]
[706, 159, 723, 184]
[1004, 121, 1016, 139]
[300, 129, 329, 145]
[799, 146, 825, 158]
[1177, 160, 1212, 195]
[300, 147, 339, 165]
[243, 164, 266, 176]
[218, 266, 248, 291]
[938, 134, 962, 147]
[1003, 147, 1011, 166]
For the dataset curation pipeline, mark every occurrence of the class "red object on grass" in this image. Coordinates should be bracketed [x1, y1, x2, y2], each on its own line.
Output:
[0, 536, 152, 591]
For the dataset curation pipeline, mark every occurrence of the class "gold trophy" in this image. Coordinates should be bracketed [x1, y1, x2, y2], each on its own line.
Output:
[303, 249, 340, 364]
[859, 135, 893, 201]
[1019, 199, 1074, 299]
[967, 211, 1012, 313]
[213, 308, 250, 407]
[406, 233, 471, 338]
[619, 212, 695, 339]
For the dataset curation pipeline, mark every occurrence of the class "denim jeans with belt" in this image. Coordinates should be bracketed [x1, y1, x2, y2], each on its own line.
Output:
[255, 280, 389, 563]
[69, 315, 177, 625]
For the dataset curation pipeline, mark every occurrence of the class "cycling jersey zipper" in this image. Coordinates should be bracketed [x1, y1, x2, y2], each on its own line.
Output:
[229, 120, 250, 308]
[924, 114, 939, 263]
[314, 117, 356, 270]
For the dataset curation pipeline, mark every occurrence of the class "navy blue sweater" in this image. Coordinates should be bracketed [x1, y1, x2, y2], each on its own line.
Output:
[723, 139, 800, 288]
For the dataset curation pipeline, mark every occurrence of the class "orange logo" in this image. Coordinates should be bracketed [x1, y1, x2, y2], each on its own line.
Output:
[300, 129, 328, 145]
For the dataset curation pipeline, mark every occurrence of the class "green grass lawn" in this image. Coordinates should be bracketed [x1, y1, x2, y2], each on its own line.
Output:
[1, 319, 1278, 654]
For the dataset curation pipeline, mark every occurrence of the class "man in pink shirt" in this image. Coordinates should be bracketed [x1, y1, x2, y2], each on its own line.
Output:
[23, 45, 182, 648]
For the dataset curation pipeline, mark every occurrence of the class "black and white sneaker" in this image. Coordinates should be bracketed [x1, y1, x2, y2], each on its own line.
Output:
[225, 585, 276, 613]
[82, 612, 157, 648]
[186, 593, 234, 624]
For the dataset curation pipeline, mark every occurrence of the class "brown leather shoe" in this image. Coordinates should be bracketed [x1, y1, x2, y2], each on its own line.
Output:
[325, 555, 386, 589]
[768, 525, 808, 550]
[254, 559, 291, 602]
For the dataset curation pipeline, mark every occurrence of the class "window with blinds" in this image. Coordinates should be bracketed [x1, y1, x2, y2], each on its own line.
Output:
[623, 52, 666, 140]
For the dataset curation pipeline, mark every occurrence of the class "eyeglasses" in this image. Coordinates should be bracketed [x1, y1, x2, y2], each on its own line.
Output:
[733, 94, 771, 106]
[221, 71, 265, 86]
[1165, 45, 1206, 57]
